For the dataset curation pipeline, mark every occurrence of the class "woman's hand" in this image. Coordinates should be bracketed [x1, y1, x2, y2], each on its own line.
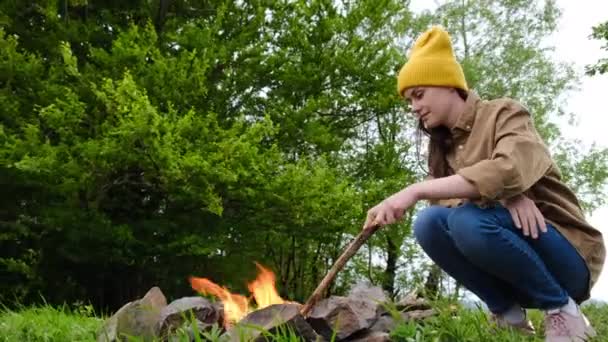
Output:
[504, 193, 547, 239]
[361, 175, 480, 231]
[363, 188, 419, 230]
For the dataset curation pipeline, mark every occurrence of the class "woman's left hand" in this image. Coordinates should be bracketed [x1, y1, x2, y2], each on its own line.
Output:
[363, 188, 419, 230]
[504, 193, 547, 239]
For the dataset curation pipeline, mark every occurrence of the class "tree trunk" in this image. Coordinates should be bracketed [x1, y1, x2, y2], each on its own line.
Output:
[423, 265, 442, 299]
[155, 0, 173, 36]
[382, 235, 398, 299]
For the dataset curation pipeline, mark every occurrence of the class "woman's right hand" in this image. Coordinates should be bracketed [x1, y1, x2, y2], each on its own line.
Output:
[363, 187, 419, 230]
[504, 193, 547, 239]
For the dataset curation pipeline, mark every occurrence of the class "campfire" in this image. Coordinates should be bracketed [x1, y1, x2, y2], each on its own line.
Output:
[189, 262, 286, 327]
[97, 227, 439, 341]
[96, 262, 437, 342]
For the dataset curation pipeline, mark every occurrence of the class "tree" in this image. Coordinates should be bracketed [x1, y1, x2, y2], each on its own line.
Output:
[0, 0, 412, 309]
[586, 20, 608, 76]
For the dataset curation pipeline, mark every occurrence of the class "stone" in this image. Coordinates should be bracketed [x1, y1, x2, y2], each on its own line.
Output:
[226, 303, 322, 342]
[156, 296, 223, 338]
[395, 292, 430, 312]
[97, 301, 134, 342]
[97, 287, 167, 342]
[143, 286, 168, 308]
[347, 282, 387, 304]
[306, 296, 378, 341]
[402, 308, 436, 321]
[369, 314, 397, 334]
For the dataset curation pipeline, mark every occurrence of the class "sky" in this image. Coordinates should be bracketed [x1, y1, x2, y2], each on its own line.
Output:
[549, 0, 608, 302]
[410, 0, 608, 301]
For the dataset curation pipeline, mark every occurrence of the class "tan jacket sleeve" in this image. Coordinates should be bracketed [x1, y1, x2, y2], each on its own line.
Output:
[456, 107, 552, 201]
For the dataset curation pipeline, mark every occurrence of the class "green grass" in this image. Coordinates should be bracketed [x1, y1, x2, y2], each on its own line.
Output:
[388, 300, 608, 342]
[0, 301, 606, 341]
[0, 304, 103, 342]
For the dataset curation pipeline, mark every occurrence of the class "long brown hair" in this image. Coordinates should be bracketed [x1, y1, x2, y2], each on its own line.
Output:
[415, 88, 468, 178]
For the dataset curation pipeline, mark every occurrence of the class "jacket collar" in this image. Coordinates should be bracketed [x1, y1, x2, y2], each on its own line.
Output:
[451, 91, 480, 133]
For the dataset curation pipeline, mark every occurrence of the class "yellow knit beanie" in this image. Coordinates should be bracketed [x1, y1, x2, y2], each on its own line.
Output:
[397, 26, 468, 96]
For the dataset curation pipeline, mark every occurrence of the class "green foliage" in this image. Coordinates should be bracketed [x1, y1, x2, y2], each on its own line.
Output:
[586, 21, 608, 76]
[430, 0, 573, 144]
[1, 0, 606, 315]
[0, 0, 410, 309]
[0, 305, 103, 342]
[552, 141, 608, 212]
[581, 304, 608, 338]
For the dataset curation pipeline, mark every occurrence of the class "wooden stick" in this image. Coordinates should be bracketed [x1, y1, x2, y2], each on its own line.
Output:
[300, 225, 380, 317]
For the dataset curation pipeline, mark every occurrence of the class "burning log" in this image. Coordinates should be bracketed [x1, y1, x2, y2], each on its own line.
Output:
[225, 303, 323, 342]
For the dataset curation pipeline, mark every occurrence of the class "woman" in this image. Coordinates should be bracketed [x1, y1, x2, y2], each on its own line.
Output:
[363, 26, 605, 341]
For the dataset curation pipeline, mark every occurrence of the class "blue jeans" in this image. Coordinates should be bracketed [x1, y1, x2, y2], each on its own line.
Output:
[413, 203, 589, 314]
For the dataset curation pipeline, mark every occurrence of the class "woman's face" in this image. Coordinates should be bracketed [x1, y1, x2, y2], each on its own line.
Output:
[403, 86, 459, 129]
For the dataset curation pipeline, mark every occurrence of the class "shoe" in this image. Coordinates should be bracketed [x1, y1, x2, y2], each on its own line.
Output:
[544, 307, 597, 341]
[490, 313, 536, 335]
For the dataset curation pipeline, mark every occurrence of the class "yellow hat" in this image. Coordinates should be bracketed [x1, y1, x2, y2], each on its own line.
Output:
[397, 26, 468, 96]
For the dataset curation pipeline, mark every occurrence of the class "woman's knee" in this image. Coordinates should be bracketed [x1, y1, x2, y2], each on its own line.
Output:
[447, 204, 490, 255]
[413, 205, 449, 245]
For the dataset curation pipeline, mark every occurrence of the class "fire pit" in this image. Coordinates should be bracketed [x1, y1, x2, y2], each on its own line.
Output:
[96, 263, 436, 342]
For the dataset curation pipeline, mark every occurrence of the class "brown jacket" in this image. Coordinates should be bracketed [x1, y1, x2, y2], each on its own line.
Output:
[434, 91, 605, 301]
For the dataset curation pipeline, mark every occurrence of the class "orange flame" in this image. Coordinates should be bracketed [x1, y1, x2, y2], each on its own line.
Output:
[189, 262, 285, 327]
[248, 262, 284, 308]
[189, 277, 249, 326]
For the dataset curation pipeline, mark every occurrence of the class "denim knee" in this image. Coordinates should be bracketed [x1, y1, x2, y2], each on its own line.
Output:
[413, 205, 448, 247]
[447, 204, 491, 259]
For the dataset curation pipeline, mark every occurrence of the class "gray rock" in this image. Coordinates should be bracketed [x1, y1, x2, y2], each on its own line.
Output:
[226, 303, 322, 342]
[97, 301, 134, 342]
[347, 282, 387, 304]
[97, 287, 167, 342]
[156, 296, 223, 338]
[369, 314, 396, 334]
[395, 292, 430, 312]
[306, 296, 378, 341]
[143, 286, 168, 308]
[368, 309, 437, 336]
[402, 308, 436, 321]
